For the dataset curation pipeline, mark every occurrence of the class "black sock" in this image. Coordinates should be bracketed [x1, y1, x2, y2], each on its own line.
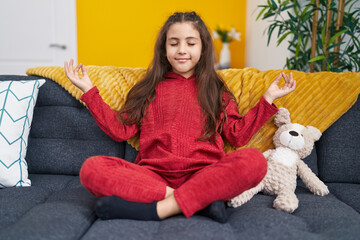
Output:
[94, 196, 161, 221]
[197, 201, 228, 223]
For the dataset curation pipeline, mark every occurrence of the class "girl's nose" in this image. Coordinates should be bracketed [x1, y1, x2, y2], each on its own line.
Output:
[178, 43, 186, 54]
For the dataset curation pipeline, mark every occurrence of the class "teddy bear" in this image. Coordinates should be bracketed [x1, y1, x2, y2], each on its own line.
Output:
[228, 108, 329, 213]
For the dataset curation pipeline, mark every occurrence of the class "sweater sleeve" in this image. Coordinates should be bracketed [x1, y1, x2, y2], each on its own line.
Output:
[80, 86, 139, 142]
[221, 96, 278, 148]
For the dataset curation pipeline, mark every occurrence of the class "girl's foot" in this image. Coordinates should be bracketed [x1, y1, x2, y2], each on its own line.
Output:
[197, 200, 228, 223]
[95, 196, 161, 221]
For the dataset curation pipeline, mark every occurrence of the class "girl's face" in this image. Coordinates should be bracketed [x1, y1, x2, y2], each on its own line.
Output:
[166, 22, 202, 78]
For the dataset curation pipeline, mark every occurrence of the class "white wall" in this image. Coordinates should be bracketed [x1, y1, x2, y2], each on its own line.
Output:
[245, 0, 291, 70]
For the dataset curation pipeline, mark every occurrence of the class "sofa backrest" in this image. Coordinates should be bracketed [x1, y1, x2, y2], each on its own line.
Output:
[316, 97, 360, 183]
[1, 76, 125, 175]
[29, 79, 127, 175]
[1, 76, 358, 181]
[32, 79, 359, 182]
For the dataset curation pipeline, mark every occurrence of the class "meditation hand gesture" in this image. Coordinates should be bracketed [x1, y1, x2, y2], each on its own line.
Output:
[264, 72, 296, 104]
[64, 59, 93, 93]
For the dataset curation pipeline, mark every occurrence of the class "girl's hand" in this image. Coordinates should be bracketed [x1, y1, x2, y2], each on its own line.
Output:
[64, 59, 93, 93]
[264, 72, 296, 104]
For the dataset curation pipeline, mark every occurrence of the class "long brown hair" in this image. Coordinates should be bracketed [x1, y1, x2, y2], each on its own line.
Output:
[118, 11, 234, 142]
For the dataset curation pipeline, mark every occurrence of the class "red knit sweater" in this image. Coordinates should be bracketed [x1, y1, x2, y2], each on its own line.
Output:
[80, 72, 278, 175]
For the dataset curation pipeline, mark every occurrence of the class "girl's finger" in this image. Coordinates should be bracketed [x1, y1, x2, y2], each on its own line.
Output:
[285, 73, 292, 88]
[81, 64, 88, 76]
[73, 65, 81, 79]
[64, 61, 69, 75]
[69, 59, 74, 73]
[284, 72, 290, 84]
[290, 73, 296, 86]
[74, 63, 81, 72]
[288, 73, 295, 88]
[74, 63, 82, 77]
[64, 61, 74, 79]
[280, 73, 288, 89]
[272, 73, 282, 86]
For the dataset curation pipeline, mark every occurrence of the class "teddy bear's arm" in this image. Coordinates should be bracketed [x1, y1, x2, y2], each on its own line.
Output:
[228, 182, 264, 208]
[263, 149, 274, 159]
[297, 160, 329, 196]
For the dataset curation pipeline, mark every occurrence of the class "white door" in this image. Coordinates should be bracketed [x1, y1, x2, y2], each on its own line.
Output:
[0, 0, 77, 75]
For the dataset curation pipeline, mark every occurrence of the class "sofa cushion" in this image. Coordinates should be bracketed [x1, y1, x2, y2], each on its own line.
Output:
[0, 174, 97, 240]
[81, 187, 360, 240]
[0, 79, 45, 187]
[317, 98, 360, 183]
[0, 174, 76, 228]
[327, 183, 360, 213]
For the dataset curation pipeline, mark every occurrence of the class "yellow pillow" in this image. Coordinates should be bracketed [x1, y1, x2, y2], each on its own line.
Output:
[27, 66, 360, 152]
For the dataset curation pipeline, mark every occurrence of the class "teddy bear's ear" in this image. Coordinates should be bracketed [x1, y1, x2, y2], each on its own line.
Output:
[274, 108, 291, 127]
[306, 126, 322, 141]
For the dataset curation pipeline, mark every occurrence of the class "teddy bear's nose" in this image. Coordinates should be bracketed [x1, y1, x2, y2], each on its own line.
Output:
[289, 131, 299, 136]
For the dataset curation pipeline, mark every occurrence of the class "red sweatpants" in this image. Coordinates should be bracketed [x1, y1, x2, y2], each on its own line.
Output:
[79, 148, 267, 218]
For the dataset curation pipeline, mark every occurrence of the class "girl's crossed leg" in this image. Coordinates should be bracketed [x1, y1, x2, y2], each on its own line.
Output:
[80, 156, 182, 220]
[79, 148, 267, 222]
[79, 155, 168, 202]
[161, 148, 267, 219]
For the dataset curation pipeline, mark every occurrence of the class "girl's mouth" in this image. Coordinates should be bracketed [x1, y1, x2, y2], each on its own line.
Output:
[176, 58, 190, 62]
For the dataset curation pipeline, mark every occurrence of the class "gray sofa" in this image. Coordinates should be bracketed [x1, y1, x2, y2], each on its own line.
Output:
[1, 75, 359, 240]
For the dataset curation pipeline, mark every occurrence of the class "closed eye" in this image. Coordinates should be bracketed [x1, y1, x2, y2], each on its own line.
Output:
[169, 43, 195, 46]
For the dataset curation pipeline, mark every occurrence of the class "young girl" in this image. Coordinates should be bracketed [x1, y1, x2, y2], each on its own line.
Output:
[64, 11, 295, 223]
